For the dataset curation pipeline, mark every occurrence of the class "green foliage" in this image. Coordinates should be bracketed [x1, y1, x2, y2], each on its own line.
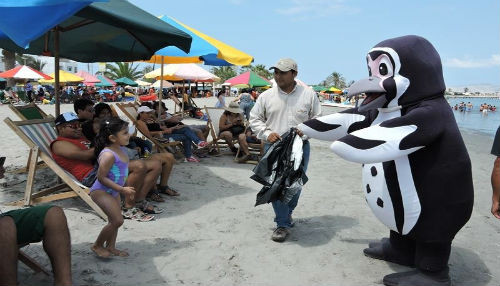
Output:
[104, 62, 143, 80]
[320, 71, 347, 89]
[239, 64, 272, 79]
[210, 66, 237, 83]
[15, 54, 46, 71]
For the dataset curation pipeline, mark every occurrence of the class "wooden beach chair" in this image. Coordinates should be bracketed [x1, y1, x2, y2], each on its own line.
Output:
[168, 94, 191, 117]
[4, 117, 106, 220]
[204, 106, 238, 154]
[9, 103, 51, 120]
[116, 102, 183, 154]
[18, 244, 51, 276]
[8, 103, 53, 173]
[234, 125, 264, 165]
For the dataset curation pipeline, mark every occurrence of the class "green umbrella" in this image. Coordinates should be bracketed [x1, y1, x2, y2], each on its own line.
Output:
[224, 71, 271, 88]
[94, 75, 114, 87]
[312, 85, 326, 92]
[0, 0, 192, 115]
[115, 77, 138, 87]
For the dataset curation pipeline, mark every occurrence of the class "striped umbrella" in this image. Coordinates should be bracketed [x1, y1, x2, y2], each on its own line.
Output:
[0, 65, 52, 80]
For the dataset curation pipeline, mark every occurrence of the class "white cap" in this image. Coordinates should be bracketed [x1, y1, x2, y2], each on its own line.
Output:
[270, 58, 298, 72]
[137, 106, 154, 113]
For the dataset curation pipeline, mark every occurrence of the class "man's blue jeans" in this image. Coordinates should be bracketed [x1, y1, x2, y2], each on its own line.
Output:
[265, 140, 310, 228]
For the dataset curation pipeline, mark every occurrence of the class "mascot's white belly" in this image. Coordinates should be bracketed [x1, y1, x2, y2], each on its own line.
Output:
[362, 162, 397, 231]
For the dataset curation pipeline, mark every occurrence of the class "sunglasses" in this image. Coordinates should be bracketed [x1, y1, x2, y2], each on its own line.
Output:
[63, 122, 81, 129]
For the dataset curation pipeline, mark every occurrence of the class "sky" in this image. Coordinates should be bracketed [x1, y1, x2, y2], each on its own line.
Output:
[127, 0, 500, 88]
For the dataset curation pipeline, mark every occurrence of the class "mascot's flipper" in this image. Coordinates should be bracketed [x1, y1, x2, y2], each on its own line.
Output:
[298, 110, 367, 141]
[330, 107, 444, 164]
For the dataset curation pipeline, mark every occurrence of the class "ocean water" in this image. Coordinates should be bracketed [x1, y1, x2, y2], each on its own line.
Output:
[447, 97, 500, 137]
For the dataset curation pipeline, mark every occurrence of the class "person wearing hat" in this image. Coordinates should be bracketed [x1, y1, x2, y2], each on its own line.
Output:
[136, 105, 207, 162]
[219, 101, 246, 153]
[249, 58, 321, 242]
[50, 112, 162, 219]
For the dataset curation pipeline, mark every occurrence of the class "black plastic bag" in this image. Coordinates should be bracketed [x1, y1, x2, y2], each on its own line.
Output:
[251, 128, 308, 206]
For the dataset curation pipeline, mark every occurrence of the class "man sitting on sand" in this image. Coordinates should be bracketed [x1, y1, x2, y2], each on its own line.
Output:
[0, 203, 73, 286]
[50, 112, 161, 219]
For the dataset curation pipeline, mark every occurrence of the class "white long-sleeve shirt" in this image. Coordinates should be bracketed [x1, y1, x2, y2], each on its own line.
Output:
[249, 83, 322, 142]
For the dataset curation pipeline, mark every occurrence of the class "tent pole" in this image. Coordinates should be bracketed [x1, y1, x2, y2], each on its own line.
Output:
[158, 56, 164, 118]
[54, 27, 60, 116]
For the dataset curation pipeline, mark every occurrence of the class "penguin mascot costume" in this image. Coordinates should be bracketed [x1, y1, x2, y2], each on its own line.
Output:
[298, 35, 474, 286]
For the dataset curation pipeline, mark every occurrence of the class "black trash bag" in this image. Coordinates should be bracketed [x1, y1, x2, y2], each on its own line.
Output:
[251, 128, 308, 206]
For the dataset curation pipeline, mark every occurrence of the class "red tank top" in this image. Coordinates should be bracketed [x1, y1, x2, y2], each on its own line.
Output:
[50, 136, 94, 181]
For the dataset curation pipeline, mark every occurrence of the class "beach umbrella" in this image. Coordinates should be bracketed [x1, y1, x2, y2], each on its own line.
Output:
[224, 71, 271, 88]
[39, 70, 84, 83]
[151, 80, 173, 88]
[93, 75, 116, 87]
[115, 77, 138, 87]
[312, 85, 327, 92]
[135, 80, 152, 87]
[0, 65, 52, 80]
[323, 87, 343, 94]
[0, 0, 192, 116]
[147, 16, 253, 66]
[75, 70, 101, 85]
[144, 64, 220, 82]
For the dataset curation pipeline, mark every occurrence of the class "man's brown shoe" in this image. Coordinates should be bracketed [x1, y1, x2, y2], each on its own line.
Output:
[271, 227, 289, 242]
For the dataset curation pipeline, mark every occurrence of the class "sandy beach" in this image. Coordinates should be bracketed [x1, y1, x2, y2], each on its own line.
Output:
[1, 97, 499, 286]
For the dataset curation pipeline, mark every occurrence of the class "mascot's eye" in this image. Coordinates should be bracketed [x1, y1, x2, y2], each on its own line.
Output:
[379, 63, 388, 76]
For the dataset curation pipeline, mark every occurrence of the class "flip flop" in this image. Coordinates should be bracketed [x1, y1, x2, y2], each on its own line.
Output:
[158, 185, 180, 196]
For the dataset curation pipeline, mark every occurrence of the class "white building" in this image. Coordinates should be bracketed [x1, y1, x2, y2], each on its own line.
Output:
[37, 56, 78, 75]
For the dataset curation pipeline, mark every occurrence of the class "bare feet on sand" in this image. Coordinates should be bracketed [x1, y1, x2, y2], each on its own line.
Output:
[91, 245, 111, 258]
[108, 248, 129, 257]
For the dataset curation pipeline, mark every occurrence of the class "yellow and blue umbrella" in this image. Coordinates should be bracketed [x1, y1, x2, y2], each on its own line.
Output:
[147, 16, 253, 66]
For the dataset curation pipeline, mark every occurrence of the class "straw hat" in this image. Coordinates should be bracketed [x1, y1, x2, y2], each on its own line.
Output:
[224, 102, 242, 113]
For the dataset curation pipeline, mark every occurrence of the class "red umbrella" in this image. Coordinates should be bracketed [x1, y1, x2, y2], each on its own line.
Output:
[75, 70, 100, 85]
[0, 65, 51, 80]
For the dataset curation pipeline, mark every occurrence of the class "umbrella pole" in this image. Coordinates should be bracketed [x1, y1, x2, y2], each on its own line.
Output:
[54, 28, 60, 116]
[158, 56, 164, 119]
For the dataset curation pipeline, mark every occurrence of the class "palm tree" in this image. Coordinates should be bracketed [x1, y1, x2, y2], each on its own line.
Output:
[210, 66, 237, 83]
[14, 54, 46, 71]
[2, 49, 16, 87]
[252, 64, 272, 79]
[323, 71, 347, 89]
[104, 62, 142, 80]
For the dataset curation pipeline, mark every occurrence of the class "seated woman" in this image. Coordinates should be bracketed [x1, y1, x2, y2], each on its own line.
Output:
[152, 101, 209, 141]
[219, 102, 245, 153]
[136, 106, 206, 163]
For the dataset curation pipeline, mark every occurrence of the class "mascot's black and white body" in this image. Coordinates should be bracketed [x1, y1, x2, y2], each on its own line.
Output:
[299, 35, 474, 286]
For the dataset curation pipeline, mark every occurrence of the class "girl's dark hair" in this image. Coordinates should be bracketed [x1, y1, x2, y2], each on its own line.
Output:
[94, 103, 112, 118]
[93, 117, 128, 163]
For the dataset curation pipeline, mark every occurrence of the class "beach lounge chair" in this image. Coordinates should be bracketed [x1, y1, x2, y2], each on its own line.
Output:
[169, 94, 191, 118]
[8, 103, 53, 172]
[204, 106, 238, 154]
[9, 103, 50, 120]
[116, 102, 183, 154]
[4, 117, 106, 220]
[18, 243, 51, 276]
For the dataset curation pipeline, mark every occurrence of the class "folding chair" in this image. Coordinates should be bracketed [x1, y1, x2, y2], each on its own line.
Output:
[4, 117, 106, 220]
[234, 125, 264, 165]
[204, 106, 238, 154]
[9, 103, 51, 120]
[168, 94, 191, 118]
[116, 102, 183, 154]
[18, 244, 51, 276]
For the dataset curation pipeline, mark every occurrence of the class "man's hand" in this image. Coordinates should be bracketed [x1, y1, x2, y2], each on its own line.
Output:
[267, 132, 281, 143]
[492, 196, 500, 219]
[295, 128, 304, 137]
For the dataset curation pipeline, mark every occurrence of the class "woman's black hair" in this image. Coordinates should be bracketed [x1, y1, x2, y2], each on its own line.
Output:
[152, 100, 167, 111]
[94, 103, 112, 118]
[93, 117, 128, 163]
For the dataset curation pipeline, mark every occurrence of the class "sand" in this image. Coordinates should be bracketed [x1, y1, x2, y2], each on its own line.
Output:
[1, 97, 499, 286]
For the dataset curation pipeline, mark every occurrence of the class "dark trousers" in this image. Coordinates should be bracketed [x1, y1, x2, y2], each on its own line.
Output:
[390, 230, 451, 272]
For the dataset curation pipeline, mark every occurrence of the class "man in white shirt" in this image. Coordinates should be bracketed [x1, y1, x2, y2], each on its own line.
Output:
[250, 58, 321, 242]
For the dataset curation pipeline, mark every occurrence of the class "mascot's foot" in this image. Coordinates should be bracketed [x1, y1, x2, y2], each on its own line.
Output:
[383, 268, 451, 286]
[368, 237, 389, 248]
[363, 239, 415, 267]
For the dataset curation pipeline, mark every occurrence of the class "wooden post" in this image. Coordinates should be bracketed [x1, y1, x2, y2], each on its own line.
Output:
[54, 28, 61, 116]
[24, 146, 39, 206]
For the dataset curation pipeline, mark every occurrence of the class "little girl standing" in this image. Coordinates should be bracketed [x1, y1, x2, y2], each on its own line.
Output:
[90, 117, 135, 258]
